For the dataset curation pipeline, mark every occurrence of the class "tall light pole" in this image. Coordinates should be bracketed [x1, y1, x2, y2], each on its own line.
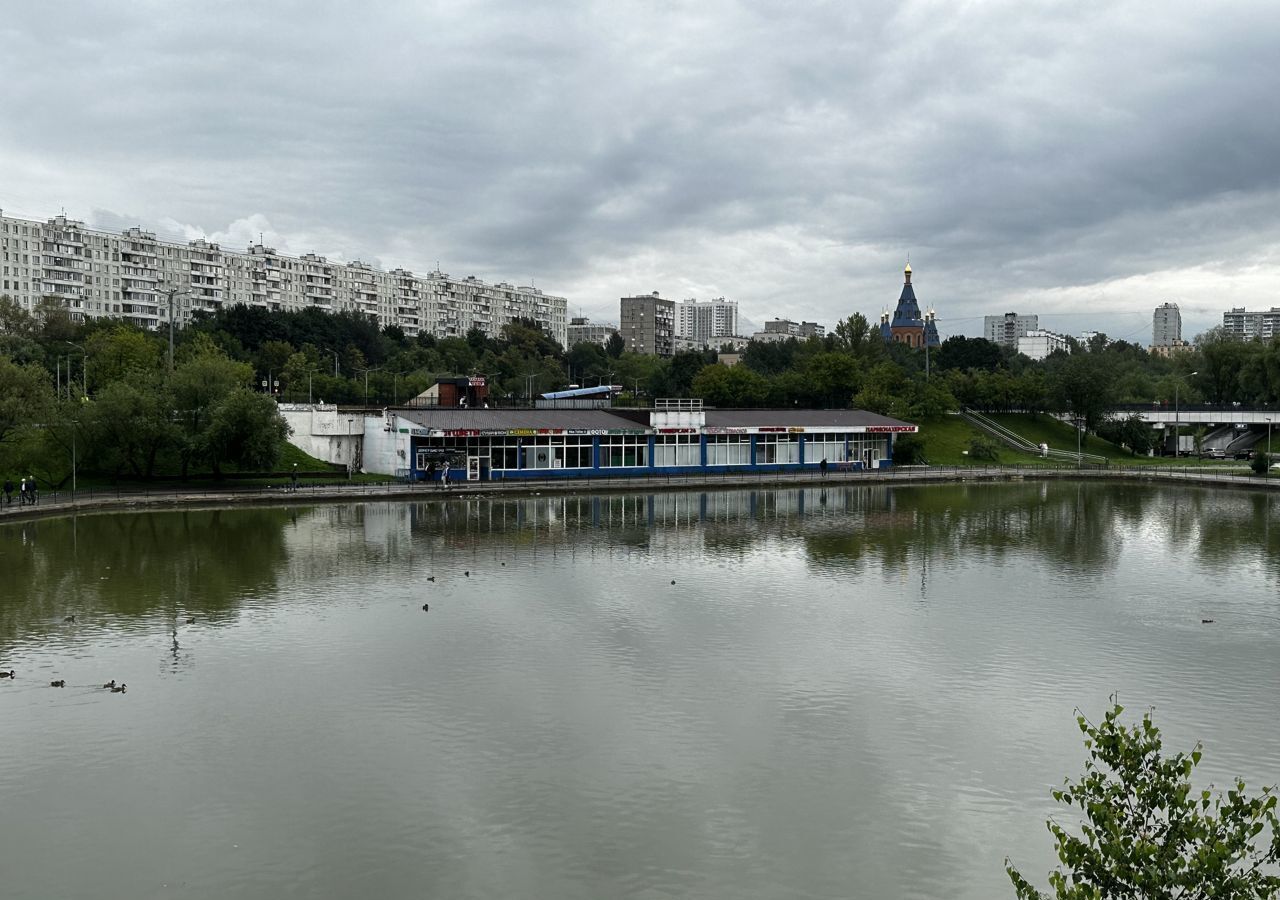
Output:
[358, 366, 383, 406]
[1267, 416, 1273, 480]
[64, 341, 88, 399]
[322, 347, 340, 377]
[1172, 370, 1199, 459]
[161, 284, 190, 372]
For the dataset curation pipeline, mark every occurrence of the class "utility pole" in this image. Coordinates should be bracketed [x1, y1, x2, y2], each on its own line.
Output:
[162, 285, 189, 372]
[167, 285, 177, 371]
[66, 341, 88, 399]
[1173, 371, 1199, 459]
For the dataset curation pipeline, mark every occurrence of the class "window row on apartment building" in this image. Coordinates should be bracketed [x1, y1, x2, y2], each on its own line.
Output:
[1223, 306, 1280, 341]
[0, 210, 568, 346]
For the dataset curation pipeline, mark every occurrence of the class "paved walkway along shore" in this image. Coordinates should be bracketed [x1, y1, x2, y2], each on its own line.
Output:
[2, 465, 1279, 523]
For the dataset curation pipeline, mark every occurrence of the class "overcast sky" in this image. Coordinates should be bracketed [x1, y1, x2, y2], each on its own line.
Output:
[3, 0, 1279, 342]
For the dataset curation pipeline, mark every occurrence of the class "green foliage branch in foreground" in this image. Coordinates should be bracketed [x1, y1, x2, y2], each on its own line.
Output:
[1007, 700, 1280, 899]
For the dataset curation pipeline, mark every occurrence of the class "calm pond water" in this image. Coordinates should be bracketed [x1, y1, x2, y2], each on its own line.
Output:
[2, 482, 1278, 899]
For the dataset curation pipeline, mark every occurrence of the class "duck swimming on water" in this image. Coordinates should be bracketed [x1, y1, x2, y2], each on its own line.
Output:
[0, 670, 14, 679]
[102, 680, 116, 689]
[50, 680, 66, 688]
[110, 683, 127, 693]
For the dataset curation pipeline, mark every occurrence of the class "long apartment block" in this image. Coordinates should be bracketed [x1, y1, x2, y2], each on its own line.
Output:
[0, 209, 568, 346]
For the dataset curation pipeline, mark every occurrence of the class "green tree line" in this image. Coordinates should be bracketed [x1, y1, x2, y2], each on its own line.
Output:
[5, 295, 1280, 485]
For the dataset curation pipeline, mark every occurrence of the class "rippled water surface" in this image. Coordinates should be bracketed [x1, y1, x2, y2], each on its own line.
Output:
[2, 483, 1279, 899]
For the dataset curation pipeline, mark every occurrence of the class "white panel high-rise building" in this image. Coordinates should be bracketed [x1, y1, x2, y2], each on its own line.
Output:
[0, 208, 568, 346]
[1221, 307, 1280, 340]
[1152, 302, 1182, 346]
[675, 297, 739, 348]
[984, 312, 1038, 347]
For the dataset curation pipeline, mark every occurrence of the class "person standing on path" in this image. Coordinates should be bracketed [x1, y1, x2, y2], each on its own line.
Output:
[2, 478, 12, 506]
[290, 464, 299, 493]
[18, 476, 28, 506]
[28, 476, 37, 506]
[820, 458, 829, 478]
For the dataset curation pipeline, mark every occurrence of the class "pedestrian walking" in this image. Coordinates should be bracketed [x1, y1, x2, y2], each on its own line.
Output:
[2, 478, 12, 506]
[440, 466, 449, 490]
[18, 476, 28, 506]
[820, 457, 829, 478]
[28, 476, 37, 506]
[290, 464, 300, 493]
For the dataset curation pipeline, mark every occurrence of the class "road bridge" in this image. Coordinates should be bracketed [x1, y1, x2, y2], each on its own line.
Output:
[1109, 405, 1280, 456]
[1111, 404, 1280, 426]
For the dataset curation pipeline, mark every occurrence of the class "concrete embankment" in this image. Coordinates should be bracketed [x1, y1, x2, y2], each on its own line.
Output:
[2, 466, 1278, 524]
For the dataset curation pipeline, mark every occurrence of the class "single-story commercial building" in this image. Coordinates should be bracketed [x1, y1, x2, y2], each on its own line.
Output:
[355, 401, 917, 481]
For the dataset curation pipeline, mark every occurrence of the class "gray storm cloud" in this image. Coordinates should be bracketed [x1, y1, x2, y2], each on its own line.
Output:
[2, 0, 1278, 340]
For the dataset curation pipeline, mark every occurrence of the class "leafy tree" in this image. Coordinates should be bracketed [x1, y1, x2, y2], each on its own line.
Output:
[967, 435, 1001, 462]
[566, 341, 610, 384]
[0, 295, 37, 337]
[1197, 330, 1248, 404]
[255, 339, 296, 382]
[0, 357, 54, 449]
[85, 326, 164, 388]
[171, 340, 255, 477]
[500, 318, 563, 359]
[797, 352, 862, 408]
[691, 363, 770, 407]
[653, 350, 714, 398]
[1098, 414, 1156, 456]
[892, 433, 926, 465]
[80, 379, 178, 479]
[201, 389, 290, 476]
[935, 336, 1003, 373]
[742, 337, 803, 376]
[832, 313, 884, 362]
[1047, 352, 1118, 434]
[0, 332, 46, 366]
[605, 331, 624, 359]
[1008, 700, 1280, 899]
[1251, 452, 1271, 476]
[33, 296, 78, 343]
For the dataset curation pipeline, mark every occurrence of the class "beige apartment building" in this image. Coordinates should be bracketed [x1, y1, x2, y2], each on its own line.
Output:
[619, 292, 676, 356]
[0, 209, 568, 346]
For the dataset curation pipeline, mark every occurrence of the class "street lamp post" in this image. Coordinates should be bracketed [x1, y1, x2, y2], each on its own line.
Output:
[357, 367, 383, 406]
[1268, 417, 1273, 479]
[64, 341, 88, 399]
[161, 284, 191, 372]
[1172, 370, 1199, 459]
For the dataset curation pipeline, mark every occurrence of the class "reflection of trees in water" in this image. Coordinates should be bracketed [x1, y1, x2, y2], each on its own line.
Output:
[376, 485, 1152, 574]
[348, 486, 1182, 577]
[0, 508, 292, 647]
[5, 483, 1272, 650]
[801, 483, 1161, 577]
[1185, 491, 1280, 578]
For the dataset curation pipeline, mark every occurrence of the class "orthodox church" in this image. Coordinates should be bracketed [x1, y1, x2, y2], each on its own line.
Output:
[879, 262, 940, 349]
